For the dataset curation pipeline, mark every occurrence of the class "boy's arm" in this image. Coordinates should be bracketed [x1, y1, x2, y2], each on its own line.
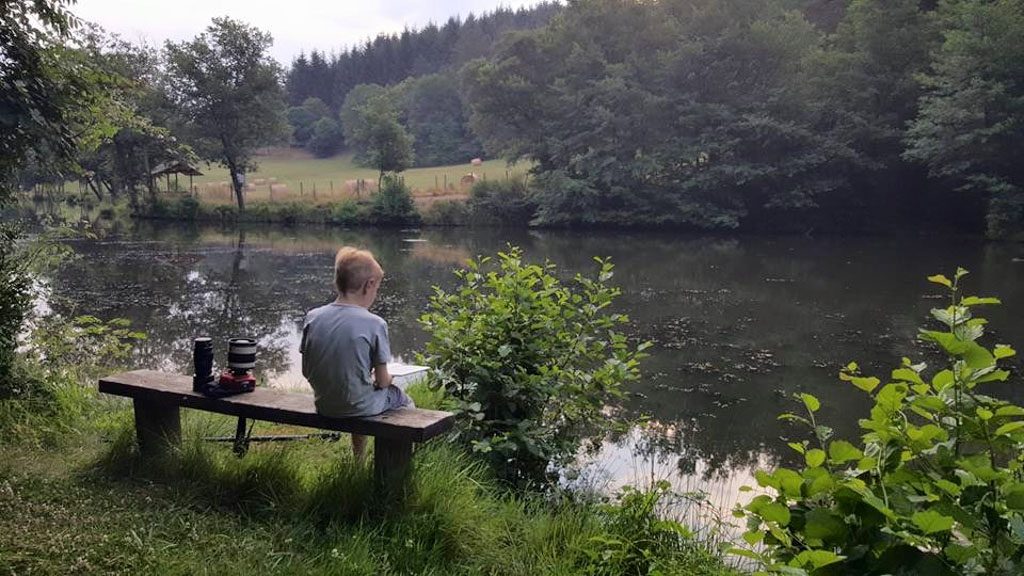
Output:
[373, 363, 393, 389]
[371, 317, 393, 389]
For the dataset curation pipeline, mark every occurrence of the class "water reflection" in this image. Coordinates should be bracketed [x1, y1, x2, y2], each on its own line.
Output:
[47, 222, 1024, 488]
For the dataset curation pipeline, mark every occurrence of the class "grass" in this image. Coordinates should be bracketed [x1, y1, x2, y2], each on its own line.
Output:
[185, 149, 529, 206]
[0, 374, 741, 576]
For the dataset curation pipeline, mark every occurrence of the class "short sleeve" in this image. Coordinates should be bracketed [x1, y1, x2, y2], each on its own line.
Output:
[371, 319, 392, 366]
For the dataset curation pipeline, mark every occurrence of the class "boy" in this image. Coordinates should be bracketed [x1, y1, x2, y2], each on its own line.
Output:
[300, 246, 415, 461]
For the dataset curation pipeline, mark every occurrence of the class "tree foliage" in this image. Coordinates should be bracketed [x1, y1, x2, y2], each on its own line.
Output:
[464, 0, 861, 229]
[1, 0, 79, 194]
[307, 116, 344, 158]
[286, 97, 330, 148]
[905, 0, 1024, 239]
[455, 0, 1024, 236]
[284, 4, 562, 109]
[164, 17, 286, 211]
[393, 73, 482, 166]
[342, 90, 413, 186]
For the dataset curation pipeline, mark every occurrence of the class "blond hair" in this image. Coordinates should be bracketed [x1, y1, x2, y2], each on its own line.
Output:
[334, 247, 382, 295]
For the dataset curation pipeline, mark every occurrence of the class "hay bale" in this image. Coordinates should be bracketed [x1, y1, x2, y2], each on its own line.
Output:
[268, 177, 278, 183]
[253, 178, 266, 186]
[470, 157, 483, 166]
[270, 184, 288, 193]
[460, 173, 479, 187]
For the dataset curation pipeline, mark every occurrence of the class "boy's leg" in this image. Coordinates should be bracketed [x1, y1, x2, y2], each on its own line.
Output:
[352, 433, 368, 462]
[384, 386, 416, 410]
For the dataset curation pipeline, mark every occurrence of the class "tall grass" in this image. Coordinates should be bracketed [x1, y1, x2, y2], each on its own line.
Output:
[1, 373, 739, 575]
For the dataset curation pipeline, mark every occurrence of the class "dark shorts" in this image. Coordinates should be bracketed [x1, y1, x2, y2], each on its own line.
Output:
[384, 385, 415, 411]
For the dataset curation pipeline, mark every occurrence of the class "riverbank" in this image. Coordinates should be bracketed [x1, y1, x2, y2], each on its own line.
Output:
[0, 368, 738, 575]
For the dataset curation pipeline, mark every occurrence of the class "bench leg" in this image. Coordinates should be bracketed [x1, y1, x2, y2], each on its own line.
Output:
[374, 438, 413, 491]
[233, 417, 249, 456]
[133, 399, 181, 456]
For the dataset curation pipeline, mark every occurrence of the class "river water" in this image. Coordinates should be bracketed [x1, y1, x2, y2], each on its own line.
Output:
[46, 222, 1024, 517]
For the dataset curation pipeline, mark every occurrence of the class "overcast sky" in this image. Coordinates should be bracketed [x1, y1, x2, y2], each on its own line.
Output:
[73, 0, 546, 64]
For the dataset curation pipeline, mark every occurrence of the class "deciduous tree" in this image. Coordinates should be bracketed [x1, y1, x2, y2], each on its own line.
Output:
[165, 17, 286, 211]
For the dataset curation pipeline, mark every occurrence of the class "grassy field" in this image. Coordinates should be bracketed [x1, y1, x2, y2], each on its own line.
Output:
[181, 149, 530, 206]
[0, 376, 739, 575]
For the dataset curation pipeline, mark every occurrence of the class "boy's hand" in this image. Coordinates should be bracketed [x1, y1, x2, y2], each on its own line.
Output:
[372, 364, 393, 389]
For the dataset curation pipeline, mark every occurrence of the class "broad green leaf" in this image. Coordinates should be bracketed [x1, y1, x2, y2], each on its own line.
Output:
[996, 406, 1024, 417]
[994, 421, 1024, 436]
[754, 471, 778, 490]
[727, 547, 761, 561]
[857, 457, 877, 471]
[775, 468, 804, 497]
[927, 274, 952, 288]
[994, 344, 1016, 359]
[931, 370, 954, 391]
[891, 367, 924, 385]
[804, 509, 847, 542]
[934, 479, 961, 496]
[976, 407, 993, 421]
[919, 330, 969, 355]
[840, 372, 880, 393]
[962, 296, 1000, 306]
[828, 440, 863, 463]
[1004, 484, 1024, 510]
[911, 510, 954, 534]
[799, 393, 820, 413]
[974, 369, 1010, 383]
[805, 449, 826, 468]
[760, 502, 791, 526]
[742, 530, 764, 546]
[794, 549, 844, 570]
[787, 442, 806, 455]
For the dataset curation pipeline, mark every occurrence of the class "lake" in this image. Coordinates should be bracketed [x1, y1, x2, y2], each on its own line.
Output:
[45, 222, 1024, 517]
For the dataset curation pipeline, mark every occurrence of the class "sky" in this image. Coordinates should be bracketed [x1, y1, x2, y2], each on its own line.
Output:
[72, 0, 546, 65]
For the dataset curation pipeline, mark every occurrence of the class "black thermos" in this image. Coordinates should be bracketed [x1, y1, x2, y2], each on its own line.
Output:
[192, 337, 214, 391]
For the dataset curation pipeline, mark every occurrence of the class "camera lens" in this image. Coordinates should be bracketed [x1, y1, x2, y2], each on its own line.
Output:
[227, 338, 256, 373]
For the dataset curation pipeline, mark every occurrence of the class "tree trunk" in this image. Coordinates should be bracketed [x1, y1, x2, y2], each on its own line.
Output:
[86, 179, 103, 202]
[142, 147, 155, 204]
[227, 161, 245, 212]
[232, 171, 245, 212]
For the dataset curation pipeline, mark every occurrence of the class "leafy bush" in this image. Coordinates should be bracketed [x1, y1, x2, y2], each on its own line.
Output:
[371, 175, 420, 225]
[422, 199, 470, 226]
[734, 269, 1023, 575]
[329, 200, 370, 225]
[28, 315, 145, 380]
[469, 179, 536, 226]
[581, 481, 728, 576]
[177, 196, 200, 220]
[419, 247, 648, 487]
[0, 224, 32, 393]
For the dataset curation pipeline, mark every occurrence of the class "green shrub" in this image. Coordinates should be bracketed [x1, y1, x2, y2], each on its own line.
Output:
[213, 204, 237, 222]
[734, 268, 1023, 575]
[177, 196, 200, 220]
[422, 199, 470, 226]
[0, 224, 31, 393]
[329, 200, 369, 225]
[419, 247, 648, 487]
[469, 179, 537, 226]
[581, 481, 727, 576]
[371, 175, 420, 225]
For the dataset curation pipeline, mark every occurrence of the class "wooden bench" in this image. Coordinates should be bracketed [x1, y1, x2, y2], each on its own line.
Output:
[98, 369, 455, 487]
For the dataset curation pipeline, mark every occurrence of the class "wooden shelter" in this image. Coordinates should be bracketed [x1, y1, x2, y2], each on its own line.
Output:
[150, 160, 203, 194]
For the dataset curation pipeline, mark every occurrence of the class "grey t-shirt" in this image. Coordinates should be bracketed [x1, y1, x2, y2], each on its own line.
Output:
[300, 303, 392, 417]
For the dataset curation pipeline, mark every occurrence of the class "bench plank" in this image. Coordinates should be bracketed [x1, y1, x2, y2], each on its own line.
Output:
[99, 369, 453, 443]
